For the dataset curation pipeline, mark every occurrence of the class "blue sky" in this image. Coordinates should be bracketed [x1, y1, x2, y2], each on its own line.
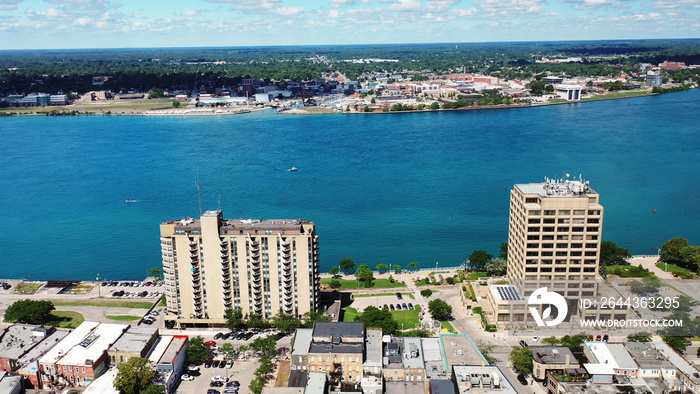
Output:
[0, 0, 698, 49]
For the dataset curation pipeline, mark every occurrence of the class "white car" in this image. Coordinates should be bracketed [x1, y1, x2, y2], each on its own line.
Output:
[187, 365, 200, 372]
[532, 336, 540, 342]
[181, 374, 195, 381]
[212, 376, 227, 382]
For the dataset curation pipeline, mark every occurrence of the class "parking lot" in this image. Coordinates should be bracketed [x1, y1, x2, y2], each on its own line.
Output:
[177, 359, 259, 394]
[349, 292, 418, 313]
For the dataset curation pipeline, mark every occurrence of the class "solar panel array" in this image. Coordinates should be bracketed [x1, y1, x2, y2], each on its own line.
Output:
[497, 286, 521, 301]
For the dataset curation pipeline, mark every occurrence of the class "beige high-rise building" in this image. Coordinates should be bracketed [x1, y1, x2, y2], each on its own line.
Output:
[507, 176, 603, 315]
[160, 210, 320, 328]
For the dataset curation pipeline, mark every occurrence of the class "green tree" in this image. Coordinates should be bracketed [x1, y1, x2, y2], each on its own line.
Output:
[147, 267, 163, 279]
[172, 100, 181, 108]
[3, 299, 55, 324]
[544, 84, 555, 94]
[428, 299, 452, 320]
[476, 340, 497, 363]
[542, 337, 561, 345]
[676, 295, 697, 311]
[340, 257, 355, 273]
[187, 336, 211, 365]
[392, 264, 402, 273]
[627, 332, 652, 342]
[485, 257, 507, 276]
[355, 306, 399, 335]
[600, 241, 632, 265]
[468, 250, 493, 269]
[302, 310, 331, 328]
[376, 263, 388, 273]
[355, 264, 373, 286]
[629, 278, 661, 294]
[329, 266, 339, 277]
[408, 261, 419, 271]
[509, 347, 534, 375]
[329, 279, 341, 289]
[114, 357, 156, 394]
[500, 242, 508, 259]
[224, 308, 244, 331]
[560, 333, 588, 352]
[370, 98, 376, 104]
[660, 237, 688, 263]
[141, 385, 165, 394]
[250, 335, 278, 357]
[247, 313, 271, 329]
[430, 102, 439, 110]
[680, 245, 700, 271]
[219, 343, 236, 359]
[420, 289, 433, 298]
[272, 311, 302, 332]
[662, 335, 687, 354]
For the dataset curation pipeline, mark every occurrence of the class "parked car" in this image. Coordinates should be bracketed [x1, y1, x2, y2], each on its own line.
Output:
[205, 340, 217, 346]
[204, 359, 213, 368]
[211, 376, 227, 382]
[226, 360, 233, 368]
[595, 335, 602, 341]
[519, 340, 528, 348]
[532, 336, 539, 342]
[187, 365, 200, 372]
[517, 374, 528, 385]
[214, 333, 224, 340]
[396, 304, 402, 310]
[212, 360, 220, 368]
[396, 292, 403, 300]
[389, 304, 395, 311]
[181, 374, 195, 381]
[402, 303, 408, 309]
[208, 390, 221, 394]
[210, 381, 224, 387]
[383, 304, 388, 310]
[219, 360, 226, 368]
[223, 332, 232, 340]
[603, 334, 609, 342]
[408, 303, 414, 310]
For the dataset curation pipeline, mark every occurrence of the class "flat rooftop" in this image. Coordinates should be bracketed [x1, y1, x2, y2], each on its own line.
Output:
[515, 178, 597, 198]
[402, 337, 424, 369]
[291, 328, 313, 356]
[147, 335, 172, 364]
[83, 367, 119, 394]
[166, 211, 314, 233]
[58, 322, 128, 367]
[0, 325, 51, 360]
[39, 321, 100, 365]
[109, 325, 158, 353]
[585, 342, 637, 370]
[624, 341, 674, 370]
[365, 328, 383, 366]
[312, 322, 364, 340]
[452, 365, 517, 394]
[442, 334, 487, 368]
[159, 335, 187, 364]
[308, 342, 363, 354]
[530, 346, 577, 365]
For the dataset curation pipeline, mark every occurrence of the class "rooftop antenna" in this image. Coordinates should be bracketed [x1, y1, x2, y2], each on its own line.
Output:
[196, 173, 202, 217]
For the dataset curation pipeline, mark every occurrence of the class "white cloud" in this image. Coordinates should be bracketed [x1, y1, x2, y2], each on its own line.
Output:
[329, 9, 340, 18]
[73, 17, 90, 26]
[204, 0, 283, 11]
[389, 0, 422, 11]
[647, 0, 700, 9]
[278, 7, 304, 15]
[182, 9, 198, 16]
[0, 0, 23, 11]
[426, 0, 460, 12]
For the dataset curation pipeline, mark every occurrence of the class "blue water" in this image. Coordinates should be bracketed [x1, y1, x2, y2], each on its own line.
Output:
[1, 90, 699, 280]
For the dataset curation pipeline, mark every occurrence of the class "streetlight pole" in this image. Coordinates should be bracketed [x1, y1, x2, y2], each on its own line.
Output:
[96, 274, 101, 298]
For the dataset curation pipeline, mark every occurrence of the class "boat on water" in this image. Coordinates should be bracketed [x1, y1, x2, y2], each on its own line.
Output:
[288, 167, 298, 172]
[125, 199, 136, 203]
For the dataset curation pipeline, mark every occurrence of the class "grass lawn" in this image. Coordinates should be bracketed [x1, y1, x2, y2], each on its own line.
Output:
[53, 301, 153, 308]
[440, 320, 455, 333]
[466, 272, 488, 280]
[342, 307, 359, 322]
[296, 107, 335, 114]
[391, 306, 422, 330]
[607, 264, 656, 278]
[353, 292, 415, 299]
[13, 282, 42, 295]
[106, 315, 142, 321]
[47, 311, 85, 329]
[656, 262, 698, 278]
[321, 278, 406, 290]
[581, 90, 651, 101]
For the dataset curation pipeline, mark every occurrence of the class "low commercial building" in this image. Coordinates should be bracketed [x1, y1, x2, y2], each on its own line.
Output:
[421, 338, 447, 380]
[654, 341, 700, 393]
[306, 372, 327, 394]
[584, 342, 639, 378]
[646, 72, 663, 87]
[107, 325, 159, 366]
[361, 328, 382, 394]
[149, 335, 188, 394]
[39, 322, 128, 388]
[0, 371, 21, 394]
[383, 337, 425, 383]
[0, 325, 55, 372]
[555, 84, 582, 101]
[308, 322, 364, 386]
[530, 346, 579, 380]
[451, 365, 517, 393]
[624, 341, 675, 380]
[291, 328, 313, 372]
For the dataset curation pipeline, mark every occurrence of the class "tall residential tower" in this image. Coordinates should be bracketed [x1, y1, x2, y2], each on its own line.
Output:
[160, 210, 320, 328]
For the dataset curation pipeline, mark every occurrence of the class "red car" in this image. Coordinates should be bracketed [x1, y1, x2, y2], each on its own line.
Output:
[205, 341, 216, 346]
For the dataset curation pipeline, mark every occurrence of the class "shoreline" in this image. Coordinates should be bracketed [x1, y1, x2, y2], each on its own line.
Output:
[0, 89, 676, 118]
